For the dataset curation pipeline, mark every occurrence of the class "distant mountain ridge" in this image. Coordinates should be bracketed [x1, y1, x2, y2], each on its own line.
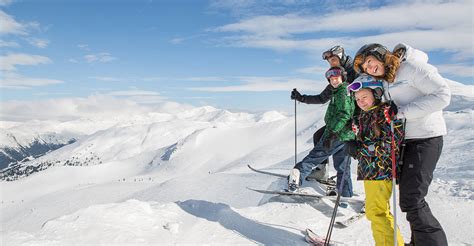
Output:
[0, 133, 77, 170]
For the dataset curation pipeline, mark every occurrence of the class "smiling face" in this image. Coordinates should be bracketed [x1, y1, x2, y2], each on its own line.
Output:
[329, 76, 343, 88]
[361, 55, 385, 77]
[354, 88, 376, 111]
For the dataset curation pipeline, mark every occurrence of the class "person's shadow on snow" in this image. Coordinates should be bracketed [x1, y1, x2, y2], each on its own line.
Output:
[177, 200, 304, 245]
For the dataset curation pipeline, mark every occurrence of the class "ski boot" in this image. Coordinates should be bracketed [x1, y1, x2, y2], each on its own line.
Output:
[326, 186, 337, 196]
[287, 168, 301, 192]
[306, 163, 328, 181]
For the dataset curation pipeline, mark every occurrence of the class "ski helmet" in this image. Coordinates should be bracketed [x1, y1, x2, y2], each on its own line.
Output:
[354, 43, 389, 62]
[347, 73, 384, 100]
[325, 66, 347, 82]
[322, 45, 345, 62]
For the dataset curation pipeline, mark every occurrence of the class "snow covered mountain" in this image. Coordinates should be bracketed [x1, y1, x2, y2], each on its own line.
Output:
[0, 106, 288, 181]
[0, 130, 76, 170]
[1, 81, 473, 245]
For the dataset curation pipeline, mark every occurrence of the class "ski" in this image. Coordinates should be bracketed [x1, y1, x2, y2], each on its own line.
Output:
[247, 187, 365, 204]
[247, 164, 336, 187]
[335, 212, 365, 228]
[335, 204, 365, 228]
[305, 228, 343, 246]
[306, 175, 337, 187]
[247, 164, 287, 178]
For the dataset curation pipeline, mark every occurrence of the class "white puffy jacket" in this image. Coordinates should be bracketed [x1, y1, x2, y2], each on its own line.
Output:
[383, 43, 451, 139]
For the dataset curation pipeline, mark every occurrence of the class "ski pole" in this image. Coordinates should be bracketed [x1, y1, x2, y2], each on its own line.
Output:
[325, 148, 350, 246]
[397, 120, 407, 177]
[390, 120, 398, 246]
[294, 88, 297, 166]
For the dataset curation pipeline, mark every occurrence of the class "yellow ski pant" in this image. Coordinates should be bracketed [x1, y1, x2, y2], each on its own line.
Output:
[364, 180, 404, 246]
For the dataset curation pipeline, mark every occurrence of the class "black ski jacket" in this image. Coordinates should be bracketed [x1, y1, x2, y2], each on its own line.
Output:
[301, 84, 333, 104]
[341, 56, 357, 83]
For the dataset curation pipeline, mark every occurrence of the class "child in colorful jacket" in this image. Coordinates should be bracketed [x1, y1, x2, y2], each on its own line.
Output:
[346, 74, 405, 246]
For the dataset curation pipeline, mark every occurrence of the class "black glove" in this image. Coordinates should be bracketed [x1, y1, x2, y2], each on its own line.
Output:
[388, 101, 398, 116]
[291, 89, 305, 102]
[345, 140, 358, 158]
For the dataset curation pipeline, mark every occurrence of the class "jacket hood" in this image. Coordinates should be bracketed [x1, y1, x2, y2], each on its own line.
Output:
[393, 43, 428, 64]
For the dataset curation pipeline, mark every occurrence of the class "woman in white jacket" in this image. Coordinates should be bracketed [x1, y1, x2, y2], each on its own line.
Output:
[353, 43, 450, 246]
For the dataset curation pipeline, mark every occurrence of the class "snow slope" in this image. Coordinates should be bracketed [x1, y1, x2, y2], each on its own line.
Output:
[1, 82, 473, 245]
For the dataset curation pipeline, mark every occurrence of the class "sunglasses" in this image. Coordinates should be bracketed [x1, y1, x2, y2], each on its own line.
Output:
[347, 80, 383, 92]
[325, 68, 343, 79]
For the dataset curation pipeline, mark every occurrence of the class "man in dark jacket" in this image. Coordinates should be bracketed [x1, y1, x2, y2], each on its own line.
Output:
[291, 46, 357, 184]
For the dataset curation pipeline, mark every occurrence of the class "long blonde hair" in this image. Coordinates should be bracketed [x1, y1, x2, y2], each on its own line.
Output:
[353, 51, 402, 83]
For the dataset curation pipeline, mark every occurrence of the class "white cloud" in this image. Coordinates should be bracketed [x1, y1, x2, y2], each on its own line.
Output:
[188, 76, 325, 92]
[142, 77, 165, 82]
[0, 53, 51, 71]
[144, 76, 227, 83]
[0, 72, 63, 89]
[0, 10, 41, 38]
[0, 95, 194, 122]
[170, 37, 184, 44]
[0, 10, 26, 35]
[78, 44, 90, 51]
[0, 39, 19, 48]
[90, 76, 122, 82]
[209, 0, 257, 10]
[169, 34, 205, 45]
[26, 38, 50, 48]
[437, 64, 474, 78]
[296, 65, 328, 75]
[213, 0, 473, 58]
[106, 90, 161, 97]
[184, 76, 228, 82]
[216, 1, 471, 36]
[0, 95, 150, 121]
[273, 58, 284, 64]
[208, 0, 314, 17]
[105, 89, 166, 104]
[0, 53, 62, 89]
[84, 52, 117, 63]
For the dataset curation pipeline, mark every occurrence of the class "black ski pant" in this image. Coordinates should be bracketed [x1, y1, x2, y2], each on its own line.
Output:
[312, 126, 328, 165]
[399, 136, 448, 246]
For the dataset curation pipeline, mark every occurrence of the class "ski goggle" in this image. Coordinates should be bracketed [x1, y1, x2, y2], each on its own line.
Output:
[322, 50, 335, 60]
[361, 46, 388, 62]
[322, 46, 343, 60]
[347, 80, 383, 92]
[325, 68, 343, 79]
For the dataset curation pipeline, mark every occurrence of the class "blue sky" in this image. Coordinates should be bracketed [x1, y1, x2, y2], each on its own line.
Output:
[0, 0, 473, 115]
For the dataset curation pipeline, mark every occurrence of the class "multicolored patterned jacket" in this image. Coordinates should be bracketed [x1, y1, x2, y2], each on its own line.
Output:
[354, 103, 405, 180]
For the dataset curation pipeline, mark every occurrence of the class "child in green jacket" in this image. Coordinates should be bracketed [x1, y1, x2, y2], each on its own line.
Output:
[288, 66, 355, 203]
